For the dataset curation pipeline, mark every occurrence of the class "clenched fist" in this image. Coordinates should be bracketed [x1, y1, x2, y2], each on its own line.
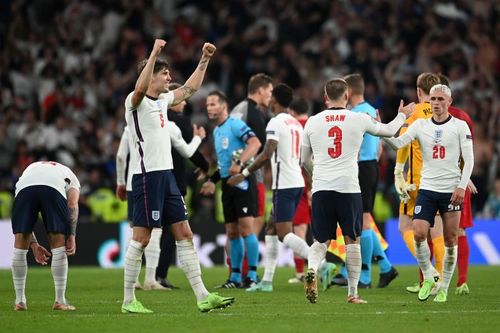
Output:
[202, 43, 216, 58]
[152, 39, 167, 57]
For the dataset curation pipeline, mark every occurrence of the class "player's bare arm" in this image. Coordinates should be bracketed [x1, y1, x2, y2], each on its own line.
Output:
[131, 39, 166, 107]
[172, 43, 216, 106]
[300, 145, 314, 177]
[227, 139, 277, 186]
[66, 188, 79, 255]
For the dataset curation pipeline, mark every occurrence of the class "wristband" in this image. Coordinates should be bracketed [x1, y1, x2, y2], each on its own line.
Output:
[242, 168, 250, 177]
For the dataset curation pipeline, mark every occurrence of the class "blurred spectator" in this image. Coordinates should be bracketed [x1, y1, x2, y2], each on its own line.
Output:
[482, 178, 500, 219]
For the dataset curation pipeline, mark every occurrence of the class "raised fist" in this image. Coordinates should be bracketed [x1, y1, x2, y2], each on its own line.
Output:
[152, 39, 167, 57]
[202, 43, 216, 58]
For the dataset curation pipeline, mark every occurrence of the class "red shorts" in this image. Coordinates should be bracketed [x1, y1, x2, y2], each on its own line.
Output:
[292, 192, 311, 225]
[460, 187, 473, 229]
[257, 182, 266, 217]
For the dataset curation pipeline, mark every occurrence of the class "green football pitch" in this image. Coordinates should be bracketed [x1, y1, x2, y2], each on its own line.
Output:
[1, 266, 499, 333]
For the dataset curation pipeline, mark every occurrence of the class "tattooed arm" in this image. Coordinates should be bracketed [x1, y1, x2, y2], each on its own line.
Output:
[66, 188, 80, 255]
[172, 43, 217, 105]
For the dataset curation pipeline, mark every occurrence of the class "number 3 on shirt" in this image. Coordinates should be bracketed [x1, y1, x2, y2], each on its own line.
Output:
[328, 126, 342, 158]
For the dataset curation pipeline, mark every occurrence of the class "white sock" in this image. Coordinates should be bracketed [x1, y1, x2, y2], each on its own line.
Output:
[262, 235, 279, 283]
[144, 228, 162, 284]
[414, 240, 435, 281]
[283, 232, 309, 259]
[346, 244, 361, 297]
[12, 248, 28, 304]
[124, 240, 144, 303]
[441, 245, 458, 292]
[51, 247, 68, 304]
[307, 242, 327, 273]
[176, 239, 209, 301]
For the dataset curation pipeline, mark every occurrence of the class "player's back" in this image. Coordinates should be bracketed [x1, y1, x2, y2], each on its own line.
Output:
[403, 102, 432, 184]
[15, 161, 79, 198]
[304, 108, 374, 193]
[266, 113, 304, 190]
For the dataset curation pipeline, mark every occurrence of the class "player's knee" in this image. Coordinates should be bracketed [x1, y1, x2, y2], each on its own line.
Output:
[444, 234, 457, 247]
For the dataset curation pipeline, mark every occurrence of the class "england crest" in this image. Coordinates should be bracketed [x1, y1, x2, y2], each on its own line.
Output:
[434, 129, 443, 144]
[152, 210, 160, 221]
[414, 206, 421, 214]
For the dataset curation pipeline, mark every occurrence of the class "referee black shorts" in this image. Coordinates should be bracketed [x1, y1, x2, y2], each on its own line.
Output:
[358, 160, 379, 213]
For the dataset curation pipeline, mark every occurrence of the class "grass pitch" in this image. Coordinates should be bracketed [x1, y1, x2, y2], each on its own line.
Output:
[1, 266, 499, 333]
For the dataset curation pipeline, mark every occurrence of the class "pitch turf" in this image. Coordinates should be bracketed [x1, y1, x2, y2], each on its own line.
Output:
[1, 266, 499, 333]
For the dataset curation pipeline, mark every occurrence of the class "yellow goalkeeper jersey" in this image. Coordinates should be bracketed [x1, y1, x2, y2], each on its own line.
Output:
[395, 102, 432, 186]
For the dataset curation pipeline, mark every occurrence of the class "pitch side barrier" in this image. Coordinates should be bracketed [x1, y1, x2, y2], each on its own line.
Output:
[1, 219, 499, 268]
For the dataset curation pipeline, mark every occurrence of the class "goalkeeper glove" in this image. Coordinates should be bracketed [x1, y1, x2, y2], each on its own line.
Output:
[394, 163, 410, 203]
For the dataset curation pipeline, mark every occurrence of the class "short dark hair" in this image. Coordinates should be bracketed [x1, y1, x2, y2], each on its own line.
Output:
[137, 58, 170, 75]
[437, 73, 450, 87]
[325, 78, 348, 101]
[289, 98, 309, 115]
[344, 73, 365, 95]
[272, 83, 293, 108]
[416, 73, 440, 95]
[248, 73, 272, 94]
[207, 90, 228, 104]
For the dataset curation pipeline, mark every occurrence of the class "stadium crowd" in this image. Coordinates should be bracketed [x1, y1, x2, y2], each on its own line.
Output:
[0, 0, 498, 222]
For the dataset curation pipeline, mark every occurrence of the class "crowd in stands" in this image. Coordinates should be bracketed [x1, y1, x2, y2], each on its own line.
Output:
[0, 0, 498, 222]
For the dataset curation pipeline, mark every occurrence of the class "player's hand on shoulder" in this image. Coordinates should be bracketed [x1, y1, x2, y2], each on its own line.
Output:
[193, 124, 206, 139]
[398, 100, 415, 118]
[200, 181, 216, 195]
[227, 174, 244, 187]
[202, 43, 216, 58]
[31, 243, 51, 265]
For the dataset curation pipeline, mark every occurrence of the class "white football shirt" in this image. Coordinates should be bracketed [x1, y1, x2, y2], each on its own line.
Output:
[266, 113, 305, 189]
[125, 91, 175, 174]
[15, 161, 80, 198]
[117, 121, 201, 191]
[303, 108, 405, 193]
[386, 116, 473, 192]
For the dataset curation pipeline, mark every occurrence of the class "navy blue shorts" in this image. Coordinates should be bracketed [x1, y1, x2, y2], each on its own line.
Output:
[311, 190, 362, 243]
[132, 170, 187, 228]
[12, 186, 69, 234]
[127, 191, 133, 222]
[270, 187, 303, 223]
[221, 175, 257, 223]
[413, 189, 461, 227]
